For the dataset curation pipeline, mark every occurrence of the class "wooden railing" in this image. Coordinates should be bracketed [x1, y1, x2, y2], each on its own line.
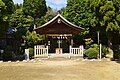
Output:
[34, 45, 84, 58]
[69, 45, 84, 57]
[34, 45, 48, 57]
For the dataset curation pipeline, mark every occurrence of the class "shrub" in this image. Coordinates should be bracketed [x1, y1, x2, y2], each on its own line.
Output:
[102, 46, 108, 57]
[91, 44, 99, 51]
[2, 46, 14, 61]
[28, 48, 34, 59]
[85, 38, 93, 49]
[113, 45, 120, 59]
[85, 48, 98, 59]
[91, 44, 109, 58]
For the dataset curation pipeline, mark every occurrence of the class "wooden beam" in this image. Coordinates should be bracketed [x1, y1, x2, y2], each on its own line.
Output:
[46, 34, 72, 37]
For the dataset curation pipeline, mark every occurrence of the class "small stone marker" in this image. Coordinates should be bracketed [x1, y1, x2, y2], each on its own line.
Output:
[90, 59, 94, 61]
[0, 61, 3, 63]
[30, 59, 36, 62]
[39, 59, 42, 62]
[33, 60, 36, 63]
[16, 60, 20, 62]
[31, 59, 34, 62]
[39, 59, 44, 63]
[91, 59, 96, 61]
[82, 59, 86, 61]
[23, 60, 28, 62]
[99, 59, 102, 61]
[25, 49, 29, 61]
[76, 58, 80, 61]
[8, 61, 11, 63]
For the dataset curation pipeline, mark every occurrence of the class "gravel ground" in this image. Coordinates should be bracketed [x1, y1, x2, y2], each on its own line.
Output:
[0, 59, 120, 80]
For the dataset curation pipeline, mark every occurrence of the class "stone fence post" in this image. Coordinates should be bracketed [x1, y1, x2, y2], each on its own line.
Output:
[25, 49, 29, 61]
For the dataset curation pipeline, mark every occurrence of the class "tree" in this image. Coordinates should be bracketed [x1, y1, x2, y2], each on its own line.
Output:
[64, 0, 120, 45]
[64, 0, 120, 58]
[88, 0, 120, 32]
[2, 0, 14, 14]
[22, 31, 43, 48]
[0, 0, 6, 37]
[0, 0, 6, 19]
[0, 0, 14, 37]
[64, 0, 91, 27]
[64, 0, 91, 45]
[23, 0, 47, 27]
[9, 8, 34, 52]
[14, 3, 22, 10]
[86, 0, 120, 45]
[10, 9, 34, 38]
[10, 0, 48, 50]
[36, 6, 57, 26]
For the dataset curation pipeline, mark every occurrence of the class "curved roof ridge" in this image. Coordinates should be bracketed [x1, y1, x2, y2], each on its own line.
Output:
[58, 14, 84, 30]
[35, 14, 60, 30]
[34, 14, 84, 30]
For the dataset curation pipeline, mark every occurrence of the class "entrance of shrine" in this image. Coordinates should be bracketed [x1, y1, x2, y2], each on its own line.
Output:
[47, 34, 72, 54]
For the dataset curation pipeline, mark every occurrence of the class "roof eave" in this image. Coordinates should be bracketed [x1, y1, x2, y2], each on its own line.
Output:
[34, 14, 85, 31]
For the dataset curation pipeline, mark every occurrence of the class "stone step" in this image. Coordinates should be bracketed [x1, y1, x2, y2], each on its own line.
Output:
[48, 54, 83, 59]
[48, 54, 70, 58]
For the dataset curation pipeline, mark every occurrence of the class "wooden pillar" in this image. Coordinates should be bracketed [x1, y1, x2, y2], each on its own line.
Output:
[45, 34, 47, 46]
[71, 35, 73, 46]
[100, 44, 102, 60]
[71, 39, 73, 46]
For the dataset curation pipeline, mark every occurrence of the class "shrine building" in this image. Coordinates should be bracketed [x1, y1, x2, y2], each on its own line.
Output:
[34, 14, 84, 57]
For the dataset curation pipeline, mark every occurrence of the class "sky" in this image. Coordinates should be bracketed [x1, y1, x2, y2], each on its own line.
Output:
[13, 0, 67, 10]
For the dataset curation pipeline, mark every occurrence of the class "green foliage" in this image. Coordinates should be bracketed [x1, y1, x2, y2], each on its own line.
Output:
[28, 48, 34, 59]
[14, 4, 22, 10]
[22, 31, 43, 48]
[91, 44, 99, 51]
[85, 38, 93, 49]
[64, 0, 120, 50]
[113, 45, 120, 59]
[36, 6, 57, 26]
[88, 0, 120, 43]
[64, 0, 91, 28]
[23, 0, 47, 18]
[102, 45, 108, 57]
[87, 44, 108, 58]
[85, 48, 98, 59]
[2, 0, 15, 14]
[0, 0, 14, 37]
[85, 38, 93, 45]
[10, 9, 34, 29]
[9, 9, 34, 43]
[0, 0, 6, 19]
[7, 0, 48, 54]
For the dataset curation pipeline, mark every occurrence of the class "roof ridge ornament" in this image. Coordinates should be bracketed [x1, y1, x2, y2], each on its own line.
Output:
[57, 18, 61, 23]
